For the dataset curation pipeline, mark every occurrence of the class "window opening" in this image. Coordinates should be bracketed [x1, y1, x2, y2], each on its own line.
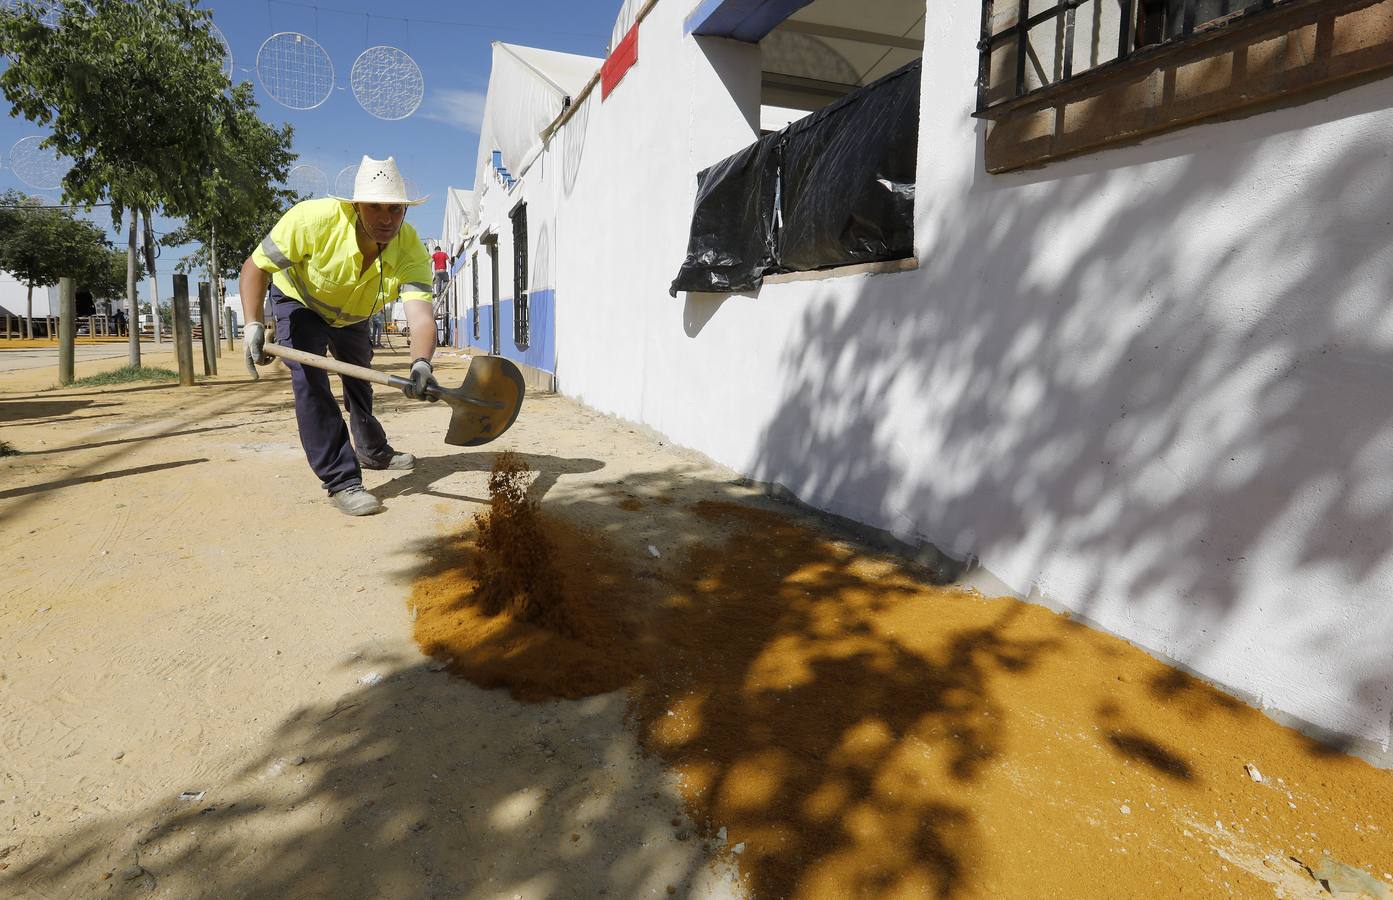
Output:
[976, 0, 1285, 115]
[756, 0, 924, 132]
[510, 202, 529, 350]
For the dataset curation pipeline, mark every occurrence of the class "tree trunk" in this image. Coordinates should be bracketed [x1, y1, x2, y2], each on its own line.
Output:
[127, 208, 141, 366]
[210, 225, 221, 357]
[143, 209, 162, 344]
[25, 282, 33, 340]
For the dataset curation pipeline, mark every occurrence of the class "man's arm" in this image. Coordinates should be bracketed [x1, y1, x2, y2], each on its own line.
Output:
[239, 257, 269, 325]
[405, 300, 436, 362]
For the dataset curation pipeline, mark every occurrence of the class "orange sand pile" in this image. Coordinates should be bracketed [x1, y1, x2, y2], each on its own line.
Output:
[412, 488, 1393, 898]
[412, 453, 646, 701]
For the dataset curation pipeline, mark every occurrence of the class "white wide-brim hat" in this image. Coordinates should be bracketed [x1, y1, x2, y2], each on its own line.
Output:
[333, 155, 429, 206]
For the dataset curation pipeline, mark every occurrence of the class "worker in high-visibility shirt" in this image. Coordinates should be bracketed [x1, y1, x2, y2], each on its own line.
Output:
[239, 156, 437, 517]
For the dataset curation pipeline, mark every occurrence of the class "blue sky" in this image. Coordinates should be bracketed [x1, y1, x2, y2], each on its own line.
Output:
[0, 0, 618, 298]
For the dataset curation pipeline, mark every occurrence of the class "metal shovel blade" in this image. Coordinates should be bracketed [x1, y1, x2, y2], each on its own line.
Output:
[436, 355, 526, 447]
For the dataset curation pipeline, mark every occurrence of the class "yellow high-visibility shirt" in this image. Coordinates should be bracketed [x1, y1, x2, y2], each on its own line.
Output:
[251, 198, 433, 327]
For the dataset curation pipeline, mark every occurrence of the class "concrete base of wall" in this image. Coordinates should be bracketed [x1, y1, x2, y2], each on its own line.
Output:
[515, 359, 556, 394]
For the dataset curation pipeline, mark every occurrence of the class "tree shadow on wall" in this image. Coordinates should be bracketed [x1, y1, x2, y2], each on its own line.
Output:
[744, 76, 1393, 752]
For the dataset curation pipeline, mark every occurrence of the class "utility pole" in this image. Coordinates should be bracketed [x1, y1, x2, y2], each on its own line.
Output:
[170, 274, 195, 386]
[210, 223, 222, 358]
[143, 210, 163, 344]
[126, 209, 141, 366]
[57, 277, 75, 385]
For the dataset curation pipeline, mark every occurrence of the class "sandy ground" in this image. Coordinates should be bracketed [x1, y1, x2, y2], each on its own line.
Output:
[1, 341, 1391, 899]
[0, 339, 152, 373]
[0, 343, 743, 899]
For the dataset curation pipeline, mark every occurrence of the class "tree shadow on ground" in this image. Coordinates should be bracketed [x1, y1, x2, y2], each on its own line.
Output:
[8, 458, 1384, 898]
[0, 377, 288, 528]
[0, 457, 209, 500]
[0, 398, 114, 423]
[372, 451, 605, 506]
[401, 466, 1110, 898]
[0, 658, 729, 899]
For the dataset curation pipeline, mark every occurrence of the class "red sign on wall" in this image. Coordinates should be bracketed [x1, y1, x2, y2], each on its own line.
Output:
[601, 22, 638, 100]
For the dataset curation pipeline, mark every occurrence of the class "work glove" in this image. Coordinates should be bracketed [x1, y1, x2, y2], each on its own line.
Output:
[244, 321, 272, 379]
[403, 357, 439, 402]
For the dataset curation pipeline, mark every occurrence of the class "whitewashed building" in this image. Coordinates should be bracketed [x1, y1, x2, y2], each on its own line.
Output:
[452, 0, 1393, 761]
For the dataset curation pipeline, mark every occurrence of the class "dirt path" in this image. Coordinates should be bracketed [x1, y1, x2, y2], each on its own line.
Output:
[1, 344, 1391, 899]
[0, 345, 742, 898]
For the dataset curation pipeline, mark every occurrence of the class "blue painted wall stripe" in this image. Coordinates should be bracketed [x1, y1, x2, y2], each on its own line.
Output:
[453, 288, 557, 375]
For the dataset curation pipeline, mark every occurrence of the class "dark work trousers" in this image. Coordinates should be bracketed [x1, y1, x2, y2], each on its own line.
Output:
[271, 286, 394, 494]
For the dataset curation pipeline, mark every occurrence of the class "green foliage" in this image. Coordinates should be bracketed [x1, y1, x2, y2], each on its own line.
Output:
[167, 105, 300, 282]
[0, 0, 289, 229]
[60, 365, 179, 387]
[0, 188, 117, 294]
[86, 247, 142, 301]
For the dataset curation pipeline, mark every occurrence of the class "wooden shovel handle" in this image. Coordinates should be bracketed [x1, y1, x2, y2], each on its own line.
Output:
[262, 342, 408, 390]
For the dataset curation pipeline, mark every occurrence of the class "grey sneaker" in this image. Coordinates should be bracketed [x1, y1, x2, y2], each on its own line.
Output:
[358, 451, 415, 471]
[330, 486, 383, 516]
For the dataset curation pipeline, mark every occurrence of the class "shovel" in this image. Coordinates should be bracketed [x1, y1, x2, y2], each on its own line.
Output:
[255, 343, 525, 447]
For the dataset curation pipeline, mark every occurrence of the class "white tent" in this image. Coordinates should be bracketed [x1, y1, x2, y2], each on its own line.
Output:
[472, 42, 601, 200]
[609, 0, 645, 52]
[440, 187, 477, 259]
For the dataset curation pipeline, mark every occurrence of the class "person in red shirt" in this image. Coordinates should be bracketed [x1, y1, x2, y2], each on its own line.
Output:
[431, 244, 449, 299]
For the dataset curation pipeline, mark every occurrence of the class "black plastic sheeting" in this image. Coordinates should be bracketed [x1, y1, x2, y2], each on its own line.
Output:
[666, 131, 781, 295]
[670, 58, 920, 296]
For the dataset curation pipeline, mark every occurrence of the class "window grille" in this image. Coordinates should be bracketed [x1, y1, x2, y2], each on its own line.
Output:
[510, 202, 530, 350]
[975, 0, 1285, 115]
[471, 251, 480, 341]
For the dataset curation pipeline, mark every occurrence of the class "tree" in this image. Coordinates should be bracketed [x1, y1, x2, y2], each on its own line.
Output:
[86, 247, 143, 304]
[0, 0, 281, 365]
[166, 92, 298, 288]
[0, 190, 115, 338]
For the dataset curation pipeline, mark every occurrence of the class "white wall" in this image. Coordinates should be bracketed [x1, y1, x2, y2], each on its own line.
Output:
[532, 0, 1393, 754]
[0, 271, 54, 318]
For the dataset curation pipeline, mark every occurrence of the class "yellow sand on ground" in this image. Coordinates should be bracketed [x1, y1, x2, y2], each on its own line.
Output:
[414, 469, 1393, 900]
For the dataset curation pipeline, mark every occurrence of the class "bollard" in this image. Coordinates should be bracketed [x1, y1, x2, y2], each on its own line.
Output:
[170, 274, 196, 387]
[198, 282, 218, 376]
[225, 307, 235, 352]
[58, 278, 76, 385]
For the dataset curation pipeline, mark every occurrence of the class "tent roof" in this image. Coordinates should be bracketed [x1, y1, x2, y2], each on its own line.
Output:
[498, 43, 599, 97]
[474, 42, 602, 195]
[610, 0, 645, 53]
[441, 186, 478, 250]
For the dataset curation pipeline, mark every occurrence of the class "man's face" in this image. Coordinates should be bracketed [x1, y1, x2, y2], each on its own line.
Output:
[356, 202, 406, 244]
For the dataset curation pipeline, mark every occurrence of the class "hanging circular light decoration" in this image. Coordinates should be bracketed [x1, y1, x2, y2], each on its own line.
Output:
[287, 164, 328, 198]
[334, 164, 359, 198]
[257, 32, 334, 111]
[1, 0, 61, 28]
[9, 136, 69, 190]
[350, 45, 424, 121]
[210, 22, 234, 81]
